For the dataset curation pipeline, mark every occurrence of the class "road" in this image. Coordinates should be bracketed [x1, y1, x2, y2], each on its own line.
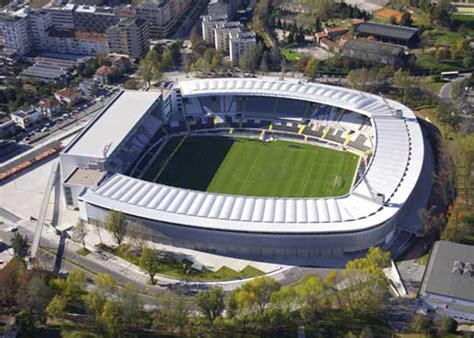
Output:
[439, 73, 471, 102]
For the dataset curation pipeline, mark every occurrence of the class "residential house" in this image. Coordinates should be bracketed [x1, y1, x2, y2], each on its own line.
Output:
[94, 65, 113, 84]
[55, 87, 82, 104]
[10, 107, 42, 129]
[38, 99, 61, 117]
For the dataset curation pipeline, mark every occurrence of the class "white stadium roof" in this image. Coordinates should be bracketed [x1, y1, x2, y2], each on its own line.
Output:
[81, 78, 424, 234]
[64, 90, 162, 158]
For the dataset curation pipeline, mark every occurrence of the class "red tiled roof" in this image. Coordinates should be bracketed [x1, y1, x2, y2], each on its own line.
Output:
[96, 65, 113, 76]
[39, 99, 59, 109]
[56, 87, 81, 99]
[325, 26, 348, 34]
[320, 38, 335, 47]
[316, 32, 328, 39]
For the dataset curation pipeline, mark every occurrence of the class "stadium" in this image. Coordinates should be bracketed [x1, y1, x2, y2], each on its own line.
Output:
[60, 78, 429, 262]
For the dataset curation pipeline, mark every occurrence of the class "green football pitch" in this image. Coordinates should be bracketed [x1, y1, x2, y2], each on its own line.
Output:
[141, 136, 360, 198]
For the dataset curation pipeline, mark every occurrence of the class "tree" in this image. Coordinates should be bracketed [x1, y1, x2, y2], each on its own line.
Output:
[10, 233, 29, 260]
[73, 218, 87, 248]
[434, 316, 457, 336]
[120, 286, 144, 330]
[16, 271, 53, 326]
[340, 247, 390, 317]
[229, 276, 280, 317]
[139, 246, 161, 284]
[347, 68, 371, 92]
[137, 49, 162, 86]
[48, 269, 88, 317]
[123, 78, 139, 90]
[106, 210, 127, 246]
[393, 69, 415, 104]
[84, 273, 117, 320]
[400, 12, 412, 26]
[196, 287, 225, 322]
[411, 314, 431, 333]
[259, 51, 269, 74]
[154, 292, 191, 336]
[239, 44, 263, 73]
[390, 15, 398, 25]
[463, 56, 473, 68]
[101, 299, 126, 336]
[305, 58, 320, 81]
[161, 48, 173, 71]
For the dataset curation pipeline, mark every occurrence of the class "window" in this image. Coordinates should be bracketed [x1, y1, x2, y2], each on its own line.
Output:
[64, 186, 73, 205]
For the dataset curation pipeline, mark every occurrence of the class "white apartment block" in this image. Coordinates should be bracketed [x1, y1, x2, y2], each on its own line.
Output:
[201, 14, 227, 42]
[214, 21, 241, 52]
[229, 30, 256, 66]
[0, 9, 33, 55]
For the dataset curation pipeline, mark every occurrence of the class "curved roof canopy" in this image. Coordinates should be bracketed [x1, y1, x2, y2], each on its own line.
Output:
[81, 78, 424, 234]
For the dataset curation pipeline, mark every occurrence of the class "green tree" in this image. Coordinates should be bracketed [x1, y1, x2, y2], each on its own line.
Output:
[305, 58, 320, 81]
[340, 247, 390, 317]
[463, 56, 473, 68]
[400, 12, 412, 26]
[229, 276, 280, 317]
[239, 44, 264, 73]
[84, 273, 117, 320]
[16, 272, 53, 325]
[120, 286, 145, 330]
[154, 292, 191, 336]
[73, 218, 87, 248]
[100, 299, 126, 336]
[196, 287, 225, 322]
[162, 48, 173, 71]
[106, 210, 127, 246]
[411, 314, 431, 333]
[10, 233, 29, 260]
[48, 270, 88, 317]
[393, 69, 415, 104]
[139, 246, 161, 284]
[137, 49, 162, 86]
[434, 316, 457, 336]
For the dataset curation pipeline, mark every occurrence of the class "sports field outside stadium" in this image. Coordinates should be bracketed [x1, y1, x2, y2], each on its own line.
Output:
[141, 136, 360, 198]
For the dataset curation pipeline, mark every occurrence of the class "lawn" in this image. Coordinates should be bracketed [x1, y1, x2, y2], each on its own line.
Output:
[281, 48, 301, 61]
[143, 136, 359, 198]
[107, 244, 263, 282]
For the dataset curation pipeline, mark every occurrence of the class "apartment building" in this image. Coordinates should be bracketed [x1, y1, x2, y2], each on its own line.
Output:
[106, 17, 150, 59]
[201, 14, 227, 42]
[229, 29, 256, 66]
[45, 4, 75, 30]
[0, 9, 33, 55]
[29, 10, 53, 50]
[74, 5, 118, 33]
[214, 21, 241, 52]
[136, 0, 192, 38]
[45, 29, 109, 55]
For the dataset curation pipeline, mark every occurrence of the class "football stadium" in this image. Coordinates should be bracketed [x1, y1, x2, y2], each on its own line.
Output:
[60, 78, 429, 262]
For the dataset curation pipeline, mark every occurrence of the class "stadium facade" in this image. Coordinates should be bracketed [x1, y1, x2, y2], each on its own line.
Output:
[60, 78, 427, 261]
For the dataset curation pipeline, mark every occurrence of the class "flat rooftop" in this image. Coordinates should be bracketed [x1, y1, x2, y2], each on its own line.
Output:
[65, 167, 106, 187]
[419, 241, 474, 303]
[64, 90, 161, 158]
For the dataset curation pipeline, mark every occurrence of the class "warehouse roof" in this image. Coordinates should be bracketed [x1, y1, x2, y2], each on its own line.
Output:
[63, 90, 161, 158]
[419, 241, 474, 303]
[81, 78, 425, 234]
[355, 22, 418, 41]
[344, 39, 406, 56]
